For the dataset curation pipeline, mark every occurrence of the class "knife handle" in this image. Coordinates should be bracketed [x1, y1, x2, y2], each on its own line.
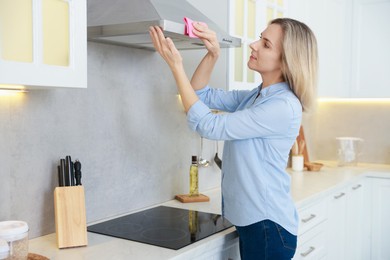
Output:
[58, 165, 64, 187]
[74, 160, 82, 186]
[65, 156, 72, 186]
[70, 161, 75, 186]
[61, 159, 68, 186]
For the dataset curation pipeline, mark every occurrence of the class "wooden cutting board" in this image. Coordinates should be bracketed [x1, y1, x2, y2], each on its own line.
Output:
[296, 125, 309, 163]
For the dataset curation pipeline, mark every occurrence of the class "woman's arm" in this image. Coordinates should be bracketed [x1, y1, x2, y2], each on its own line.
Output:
[190, 23, 221, 90]
[149, 26, 198, 112]
[187, 97, 302, 141]
[191, 53, 219, 91]
[196, 86, 252, 112]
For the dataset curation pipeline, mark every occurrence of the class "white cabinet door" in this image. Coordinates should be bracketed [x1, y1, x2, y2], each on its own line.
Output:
[289, 0, 390, 98]
[350, 0, 390, 98]
[288, 0, 352, 98]
[371, 178, 390, 260]
[228, 0, 288, 91]
[294, 223, 327, 260]
[294, 198, 327, 260]
[228, 0, 263, 91]
[345, 179, 370, 260]
[327, 188, 347, 260]
[326, 178, 371, 260]
[0, 0, 87, 89]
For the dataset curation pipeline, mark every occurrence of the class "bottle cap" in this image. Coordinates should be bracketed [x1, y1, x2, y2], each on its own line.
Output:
[191, 155, 198, 164]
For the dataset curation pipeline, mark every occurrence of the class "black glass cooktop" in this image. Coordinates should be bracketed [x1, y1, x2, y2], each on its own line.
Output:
[87, 206, 232, 250]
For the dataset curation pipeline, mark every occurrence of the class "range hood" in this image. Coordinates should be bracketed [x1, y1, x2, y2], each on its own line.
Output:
[87, 0, 241, 51]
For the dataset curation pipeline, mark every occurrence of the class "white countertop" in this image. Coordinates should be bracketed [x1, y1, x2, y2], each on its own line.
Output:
[290, 161, 390, 208]
[29, 162, 390, 260]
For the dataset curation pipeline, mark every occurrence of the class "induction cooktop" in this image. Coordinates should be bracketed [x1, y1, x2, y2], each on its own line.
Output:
[87, 206, 233, 250]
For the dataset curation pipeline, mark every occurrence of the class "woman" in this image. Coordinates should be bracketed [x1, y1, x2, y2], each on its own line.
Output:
[149, 17, 318, 260]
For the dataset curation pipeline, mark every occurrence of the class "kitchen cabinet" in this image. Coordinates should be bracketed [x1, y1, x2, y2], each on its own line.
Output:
[326, 179, 370, 260]
[294, 198, 327, 259]
[0, 0, 87, 89]
[289, 0, 390, 98]
[228, 0, 288, 91]
[350, 0, 390, 97]
[294, 224, 327, 260]
[295, 178, 370, 260]
[345, 180, 371, 260]
[228, 0, 261, 91]
[326, 187, 347, 260]
[288, 0, 352, 98]
[370, 177, 390, 260]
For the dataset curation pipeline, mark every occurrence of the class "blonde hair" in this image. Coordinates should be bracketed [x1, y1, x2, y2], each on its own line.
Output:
[270, 18, 318, 112]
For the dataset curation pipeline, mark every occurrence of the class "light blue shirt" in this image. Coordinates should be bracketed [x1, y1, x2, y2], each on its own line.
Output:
[187, 82, 301, 235]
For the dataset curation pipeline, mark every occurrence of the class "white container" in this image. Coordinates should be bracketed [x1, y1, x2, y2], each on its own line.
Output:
[336, 137, 364, 166]
[0, 221, 29, 260]
[292, 155, 304, 171]
[0, 239, 9, 260]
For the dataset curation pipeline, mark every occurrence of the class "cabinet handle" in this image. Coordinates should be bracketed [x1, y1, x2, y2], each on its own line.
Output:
[352, 184, 362, 190]
[300, 246, 315, 257]
[334, 192, 345, 199]
[301, 214, 316, 223]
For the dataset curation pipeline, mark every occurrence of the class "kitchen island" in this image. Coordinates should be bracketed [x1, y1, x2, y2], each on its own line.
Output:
[29, 162, 390, 259]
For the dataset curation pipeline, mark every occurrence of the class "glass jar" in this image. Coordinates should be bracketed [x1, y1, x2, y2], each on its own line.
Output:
[0, 221, 29, 260]
[0, 239, 10, 260]
[336, 137, 364, 166]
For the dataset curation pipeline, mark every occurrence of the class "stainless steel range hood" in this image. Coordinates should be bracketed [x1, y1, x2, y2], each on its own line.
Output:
[87, 0, 241, 51]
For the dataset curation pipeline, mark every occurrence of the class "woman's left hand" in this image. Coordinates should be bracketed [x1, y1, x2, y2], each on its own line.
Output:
[192, 22, 220, 58]
[149, 26, 183, 70]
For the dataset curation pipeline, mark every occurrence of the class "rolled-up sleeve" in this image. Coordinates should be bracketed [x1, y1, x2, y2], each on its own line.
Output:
[196, 86, 251, 112]
[187, 97, 299, 141]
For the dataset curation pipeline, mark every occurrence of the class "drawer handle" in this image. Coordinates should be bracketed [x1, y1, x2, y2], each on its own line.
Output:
[352, 184, 362, 190]
[301, 214, 316, 223]
[334, 192, 345, 199]
[300, 246, 315, 257]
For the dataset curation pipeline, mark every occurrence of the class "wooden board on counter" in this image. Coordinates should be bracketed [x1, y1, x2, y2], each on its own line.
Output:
[175, 194, 210, 203]
[28, 253, 49, 260]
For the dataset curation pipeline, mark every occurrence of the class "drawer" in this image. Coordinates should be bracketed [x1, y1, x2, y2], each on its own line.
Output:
[294, 224, 327, 260]
[297, 199, 327, 236]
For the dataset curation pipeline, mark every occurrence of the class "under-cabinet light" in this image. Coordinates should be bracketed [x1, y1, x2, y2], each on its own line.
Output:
[0, 88, 27, 96]
[318, 98, 390, 104]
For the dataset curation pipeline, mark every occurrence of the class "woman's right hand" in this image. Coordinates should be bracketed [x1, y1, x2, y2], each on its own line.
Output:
[192, 22, 220, 58]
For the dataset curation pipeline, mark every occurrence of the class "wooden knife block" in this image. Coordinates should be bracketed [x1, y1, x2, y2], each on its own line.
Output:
[54, 186, 88, 249]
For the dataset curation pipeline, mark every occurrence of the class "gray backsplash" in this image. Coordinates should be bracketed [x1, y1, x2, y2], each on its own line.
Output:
[0, 42, 225, 238]
[303, 102, 390, 164]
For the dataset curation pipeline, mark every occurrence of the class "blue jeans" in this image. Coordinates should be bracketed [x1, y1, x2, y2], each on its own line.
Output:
[235, 219, 297, 260]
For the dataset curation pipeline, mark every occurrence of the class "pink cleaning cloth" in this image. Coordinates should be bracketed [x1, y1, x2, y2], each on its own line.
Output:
[184, 17, 207, 38]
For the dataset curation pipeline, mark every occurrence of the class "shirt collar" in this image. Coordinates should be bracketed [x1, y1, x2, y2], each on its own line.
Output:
[259, 82, 289, 97]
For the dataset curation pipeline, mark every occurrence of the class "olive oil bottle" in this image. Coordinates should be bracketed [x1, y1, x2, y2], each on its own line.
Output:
[189, 155, 199, 196]
[174, 155, 209, 203]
